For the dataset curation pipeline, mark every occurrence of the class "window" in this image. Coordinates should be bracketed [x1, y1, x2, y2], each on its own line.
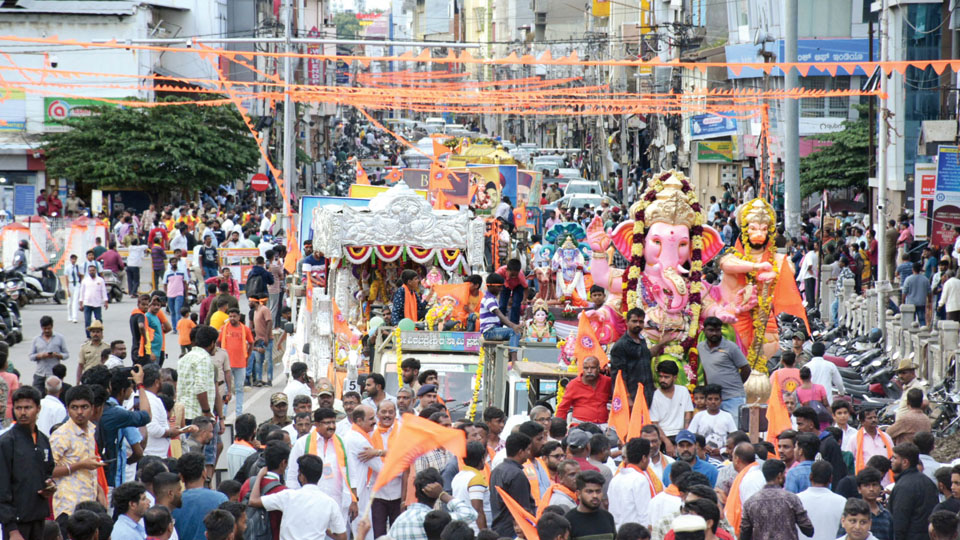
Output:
[798, 0, 851, 37]
[799, 76, 851, 118]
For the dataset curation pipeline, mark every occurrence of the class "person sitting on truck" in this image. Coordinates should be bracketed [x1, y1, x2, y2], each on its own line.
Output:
[478, 273, 522, 362]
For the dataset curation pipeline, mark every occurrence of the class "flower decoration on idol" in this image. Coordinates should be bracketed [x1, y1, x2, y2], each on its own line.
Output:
[736, 198, 780, 374]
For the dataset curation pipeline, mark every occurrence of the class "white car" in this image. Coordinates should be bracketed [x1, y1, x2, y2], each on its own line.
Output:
[544, 194, 616, 212]
[564, 180, 604, 197]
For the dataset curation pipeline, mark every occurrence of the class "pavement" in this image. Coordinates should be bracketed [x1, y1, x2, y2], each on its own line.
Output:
[10, 294, 286, 471]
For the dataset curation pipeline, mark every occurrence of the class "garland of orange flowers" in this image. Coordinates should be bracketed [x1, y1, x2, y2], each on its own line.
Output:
[737, 201, 779, 373]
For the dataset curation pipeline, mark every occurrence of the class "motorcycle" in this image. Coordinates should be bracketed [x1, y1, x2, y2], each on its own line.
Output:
[0, 290, 23, 345]
[101, 269, 125, 304]
[23, 262, 64, 304]
[3, 270, 27, 308]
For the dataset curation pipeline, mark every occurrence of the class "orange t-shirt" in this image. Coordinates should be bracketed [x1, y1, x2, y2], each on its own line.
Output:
[177, 319, 197, 346]
[220, 322, 254, 368]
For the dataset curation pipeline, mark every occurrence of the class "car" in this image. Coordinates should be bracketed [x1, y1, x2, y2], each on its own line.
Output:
[533, 156, 565, 174]
[563, 180, 605, 197]
[556, 167, 585, 180]
[543, 194, 616, 213]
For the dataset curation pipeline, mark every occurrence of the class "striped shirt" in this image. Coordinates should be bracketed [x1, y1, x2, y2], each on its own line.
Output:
[478, 292, 501, 333]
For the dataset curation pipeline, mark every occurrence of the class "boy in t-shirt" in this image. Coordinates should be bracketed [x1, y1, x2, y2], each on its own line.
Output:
[478, 273, 522, 362]
[494, 258, 527, 324]
[464, 274, 484, 331]
[588, 285, 606, 309]
[692, 386, 707, 414]
[178, 308, 197, 357]
[220, 307, 254, 414]
[686, 384, 738, 444]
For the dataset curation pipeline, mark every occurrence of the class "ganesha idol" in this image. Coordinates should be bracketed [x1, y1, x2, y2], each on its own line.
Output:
[588, 172, 729, 385]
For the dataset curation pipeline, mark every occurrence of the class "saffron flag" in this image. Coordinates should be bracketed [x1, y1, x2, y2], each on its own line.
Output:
[356, 162, 370, 185]
[385, 167, 403, 183]
[494, 487, 539, 540]
[609, 372, 630, 443]
[283, 242, 300, 274]
[331, 299, 352, 345]
[513, 204, 528, 228]
[433, 189, 454, 211]
[432, 138, 451, 161]
[573, 312, 608, 371]
[765, 384, 793, 455]
[372, 413, 466, 492]
[429, 283, 472, 322]
[627, 382, 651, 440]
[305, 280, 313, 312]
[429, 162, 455, 191]
[467, 183, 479, 206]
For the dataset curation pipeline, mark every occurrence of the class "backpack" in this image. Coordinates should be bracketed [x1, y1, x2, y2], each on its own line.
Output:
[246, 271, 267, 298]
[243, 479, 283, 540]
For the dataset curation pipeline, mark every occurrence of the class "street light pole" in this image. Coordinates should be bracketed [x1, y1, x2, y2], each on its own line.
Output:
[283, 0, 295, 225]
[783, 0, 800, 236]
[877, 0, 889, 337]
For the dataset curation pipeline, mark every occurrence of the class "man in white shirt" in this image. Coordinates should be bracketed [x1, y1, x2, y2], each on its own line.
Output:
[78, 263, 108, 335]
[143, 364, 196, 457]
[798, 246, 819, 308]
[687, 384, 738, 444]
[250, 453, 348, 540]
[451, 441, 491, 532]
[649, 361, 694, 437]
[608, 438, 654, 529]
[126, 241, 147, 297]
[343, 405, 383, 540]
[283, 361, 313, 403]
[639, 424, 674, 482]
[797, 461, 846, 540]
[336, 391, 361, 438]
[805, 342, 845, 404]
[360, 373, 396, 411]
[648, 459, 690, 533]
[37, 375, 67, 436]
[105, 340, 128, 369]
[64, 254, 82, 323]
[371, 401, 404, 537]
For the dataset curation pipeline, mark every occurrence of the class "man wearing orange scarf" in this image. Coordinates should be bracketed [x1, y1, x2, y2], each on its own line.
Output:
[371, 401, 402, 538]
[391, 270, 427, 323]
[539, 460, 579, 513]
[851, 409, 893, 480]
[608, 438, 655, 529]
[344, 404, 383, 540]
[724, 443, 765, 535]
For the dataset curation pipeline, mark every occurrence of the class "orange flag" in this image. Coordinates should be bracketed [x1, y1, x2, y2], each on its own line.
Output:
[627, 382, 651, 440]
[430, 283, 472, 321]
[433, 138, 450, 161]
[467, 182, 479, 206]
[765, 384, 792, 455]
[433, 190, 454, 211]
[609, 372, 630, 443]
[429, 162, 455, 191]
[305, 280, 313, 312]
[494, 487, 539, 540]
[573, 312, 608, 372]
[372, 413, 467, 492]
[513, 204, 528, 228]
[331, 298, 351, 344]
[283, 242, 300, 274]
[385, 167, 403, 183]
[356, 162, 370, 185]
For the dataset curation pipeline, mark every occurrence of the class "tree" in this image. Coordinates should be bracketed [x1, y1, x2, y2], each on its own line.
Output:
[41, 97, 260, 194]
[799, 104, 870, 197]
[335, 12, 361, 40]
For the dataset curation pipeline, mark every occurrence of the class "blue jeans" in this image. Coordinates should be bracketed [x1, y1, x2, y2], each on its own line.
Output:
[483, 326, 520, 348]
[498, 286, 525, 325]
[721, 396, 745, 419]
[231, 367, 246, 415]
[831, 297, 840, 328]
[167, 295, 184, 330]
[202, 266, 219, 280]
[247, 339, 274, 383]
[914, 304, 926, 326]
[83, 306, 102, 337]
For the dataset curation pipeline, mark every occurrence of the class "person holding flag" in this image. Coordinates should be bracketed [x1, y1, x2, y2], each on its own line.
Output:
[344, 405, 383, 540]
[389, 468, 476, 540]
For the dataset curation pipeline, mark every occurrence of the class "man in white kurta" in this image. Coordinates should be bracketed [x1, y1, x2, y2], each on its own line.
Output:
[343, 405, 383, 540]
[286, 409, 356, 530]
[608, 438, 654, 529]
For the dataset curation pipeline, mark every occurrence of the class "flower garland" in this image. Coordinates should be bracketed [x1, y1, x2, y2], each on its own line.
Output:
[737, 201, 780, 373]
[623, 171, 704, 386]
[425, 304, 454, 331]
[467, 346, 485, 421]
[556, 379, 566, 406]
[394, 327, 404, 390]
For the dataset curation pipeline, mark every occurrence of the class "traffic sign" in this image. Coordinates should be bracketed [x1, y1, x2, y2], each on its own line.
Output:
[251, 173, 270, 192]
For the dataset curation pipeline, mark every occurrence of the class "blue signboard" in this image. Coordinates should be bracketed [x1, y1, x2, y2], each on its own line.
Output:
[13, 184, 34, 216]
[724, 38, 879, 79]
[690, 112, 738, 140]
[931, 146, 960, 248]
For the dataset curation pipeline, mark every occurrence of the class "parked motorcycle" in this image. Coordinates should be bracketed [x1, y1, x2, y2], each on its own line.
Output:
[101, 269, 124, 304]
[23, 262, 63, 304]
[3, 270, 27, 308]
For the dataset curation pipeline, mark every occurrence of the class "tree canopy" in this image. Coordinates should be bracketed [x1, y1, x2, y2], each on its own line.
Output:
[41, 97, 260, 193]
[799, 104, 870, 197]
[335, 12, 361, 40]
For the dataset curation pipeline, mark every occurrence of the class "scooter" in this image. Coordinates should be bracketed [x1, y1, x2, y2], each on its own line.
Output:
[23, 262, 63, 304]
[101, 269, 124, 304]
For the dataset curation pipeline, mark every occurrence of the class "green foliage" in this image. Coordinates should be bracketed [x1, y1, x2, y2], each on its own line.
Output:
[335, 12, 361, 40]
[799, 104, 870, 197]
[41, 97, 260, 194]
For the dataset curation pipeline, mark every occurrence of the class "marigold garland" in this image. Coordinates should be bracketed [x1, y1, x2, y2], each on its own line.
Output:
[737, 200, 779, 373]
[467, 347, 485, 421]
[394, 327, 404, 390]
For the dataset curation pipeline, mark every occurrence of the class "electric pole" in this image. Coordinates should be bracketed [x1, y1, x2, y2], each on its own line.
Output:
[783, 0, 800, 236]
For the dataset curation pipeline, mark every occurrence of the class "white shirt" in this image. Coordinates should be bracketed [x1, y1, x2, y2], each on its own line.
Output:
[65, 263, 82, 288]
[335, 418, 352, 438]
[127, 247, 146, 267]
[261, 483, 348, 540]
[647, 491, 682, 535]
[37, 394, 67, 436]
[608, 466, 652, 528]
[144, 390, 171, 457]
[797, 486, 846, 540]
[805, 357, 845, 404]
[105, 354, 127, 370]
[647, 453, 674, 483]
[799, 251, 819, 281]
[225, 441, 257, 478]
[374, 424, 403, 501]
[738, 466, 766, 506]
[920, 454, 942, 485]
[170, 234, 187, 252]
[451, 467, 490, 532]
[282, 423, 299, 443]
[649, 386, 694, 436]
[940, 277, 960, 312]
[344, 428, 383, 505]
[839, 424, 858, 453]
[283, 379, 312, 403]
[361, 393, 397, 411]
[687, 410, 738, 443]
[286, 430, 353, 512]
[78, 275, 108, 307]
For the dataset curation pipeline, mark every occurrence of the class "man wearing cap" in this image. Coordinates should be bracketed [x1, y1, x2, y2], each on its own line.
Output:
[556, 357, 611, 426]
[315, 379, 336, 408]
[662, 430, 719, 488]
[564, 429, 599, 473]
[76, 320, 109, 384]
[416, 384, 440, 412]
[261, 392, 292, 431]
[894, 359, 927, 420]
